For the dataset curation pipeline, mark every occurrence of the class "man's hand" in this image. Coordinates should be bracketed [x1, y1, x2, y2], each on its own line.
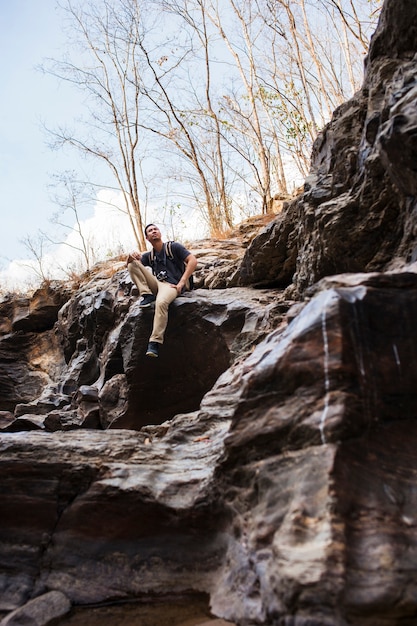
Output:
[171, 254, 197, 294]
[126, 251, 142, 265]
[173, 279, 186, 295]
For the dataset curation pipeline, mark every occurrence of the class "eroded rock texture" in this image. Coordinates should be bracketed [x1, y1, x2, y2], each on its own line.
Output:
[239, 0, 417, 296]
[2, 272, 417, 626]
[0, 265, 284, 432]
[1, 0, 417, 625]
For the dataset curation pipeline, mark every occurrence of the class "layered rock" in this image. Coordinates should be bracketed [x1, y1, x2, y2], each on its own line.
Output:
[2, 271, 417, 626]
[0, 284, 70, 413]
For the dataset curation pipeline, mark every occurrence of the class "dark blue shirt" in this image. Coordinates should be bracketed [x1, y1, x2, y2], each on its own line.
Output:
[142, 242, 191, 285]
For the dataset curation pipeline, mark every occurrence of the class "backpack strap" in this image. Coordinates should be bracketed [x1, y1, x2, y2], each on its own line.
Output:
[148, 245, 160, 272]
[148, 243, 170, 278]
[165, 241, 174, 259]
[150, 243, 170, 262]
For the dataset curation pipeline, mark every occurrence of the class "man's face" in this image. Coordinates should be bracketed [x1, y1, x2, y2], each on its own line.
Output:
[145, 225, 161, 241]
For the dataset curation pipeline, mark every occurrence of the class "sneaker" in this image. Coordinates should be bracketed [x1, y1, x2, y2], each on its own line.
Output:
[139, 294, 156, 307]
[146, 341, 159, 358]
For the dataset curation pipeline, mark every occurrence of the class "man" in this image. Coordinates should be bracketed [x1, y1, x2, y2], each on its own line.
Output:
[127, 224, 198, 358]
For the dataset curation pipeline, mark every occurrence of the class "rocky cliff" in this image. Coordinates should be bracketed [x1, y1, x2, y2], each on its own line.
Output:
[1, 0, 417, 624]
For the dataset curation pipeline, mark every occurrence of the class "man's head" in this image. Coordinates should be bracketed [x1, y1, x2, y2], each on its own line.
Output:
[144, 224, 162, 246]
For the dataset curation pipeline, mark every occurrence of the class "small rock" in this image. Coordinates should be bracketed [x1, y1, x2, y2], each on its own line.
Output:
[0, 591, 71, 626]
[0, 411, 14, 429]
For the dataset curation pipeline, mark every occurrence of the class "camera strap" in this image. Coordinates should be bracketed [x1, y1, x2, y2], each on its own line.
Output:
[149, 244, 167, 275]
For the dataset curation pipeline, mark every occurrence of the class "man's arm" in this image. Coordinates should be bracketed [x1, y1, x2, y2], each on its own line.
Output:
[174, 253, 198, 294]
[126, 251, 141, 266]
[126, 251, 151, 267]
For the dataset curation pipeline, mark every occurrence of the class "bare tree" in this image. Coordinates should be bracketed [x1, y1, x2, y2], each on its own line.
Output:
[251, 0, 381, 174]
[43, 0, 151, 249]
[136, 0, 236, 235]
[43, 0, 381, 244]
[47, 171, 97, 271]
[206, 0, 276, 212]
[19, 232, 53, 285]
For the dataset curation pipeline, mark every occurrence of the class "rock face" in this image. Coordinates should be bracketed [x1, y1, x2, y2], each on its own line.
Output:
[0, 285, 69, 413]
[1, 1, 417, 625]
[239, 0, 417, 295]
[0, 265, 284, 432]
[2, 271, 417, 626]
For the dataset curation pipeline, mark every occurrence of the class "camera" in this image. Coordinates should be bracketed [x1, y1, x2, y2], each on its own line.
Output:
[156, 270, 168, 281]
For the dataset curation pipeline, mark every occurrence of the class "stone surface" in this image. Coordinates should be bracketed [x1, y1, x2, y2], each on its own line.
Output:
[0, 327, 66, 414]
[0, 591, 71, 626]
[0, 266, 285, 432]
[53, 597, 236, 626]
[2, 271, 417, 625]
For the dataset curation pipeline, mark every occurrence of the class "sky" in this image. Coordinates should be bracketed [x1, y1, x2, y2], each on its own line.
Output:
[1, 2, 75, 256]
[0, 1, 141, 291]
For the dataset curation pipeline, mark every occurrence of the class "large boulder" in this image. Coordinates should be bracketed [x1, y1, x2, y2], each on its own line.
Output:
[1, 270, 417, 626]
[0, 262, 288, 432]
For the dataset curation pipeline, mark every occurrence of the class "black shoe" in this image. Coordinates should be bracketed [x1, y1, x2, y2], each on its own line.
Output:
[139, 294, 156, 307]
[146, 341, 159, 358]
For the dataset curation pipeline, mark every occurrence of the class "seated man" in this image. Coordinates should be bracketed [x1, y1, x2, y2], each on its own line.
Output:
[127, 223, 198, 358]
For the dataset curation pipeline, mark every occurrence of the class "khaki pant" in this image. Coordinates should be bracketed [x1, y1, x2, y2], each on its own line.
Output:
[127, 260, 178, 344]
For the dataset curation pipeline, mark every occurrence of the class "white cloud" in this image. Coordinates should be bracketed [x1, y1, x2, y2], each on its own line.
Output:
[0, 190, 136, 292]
